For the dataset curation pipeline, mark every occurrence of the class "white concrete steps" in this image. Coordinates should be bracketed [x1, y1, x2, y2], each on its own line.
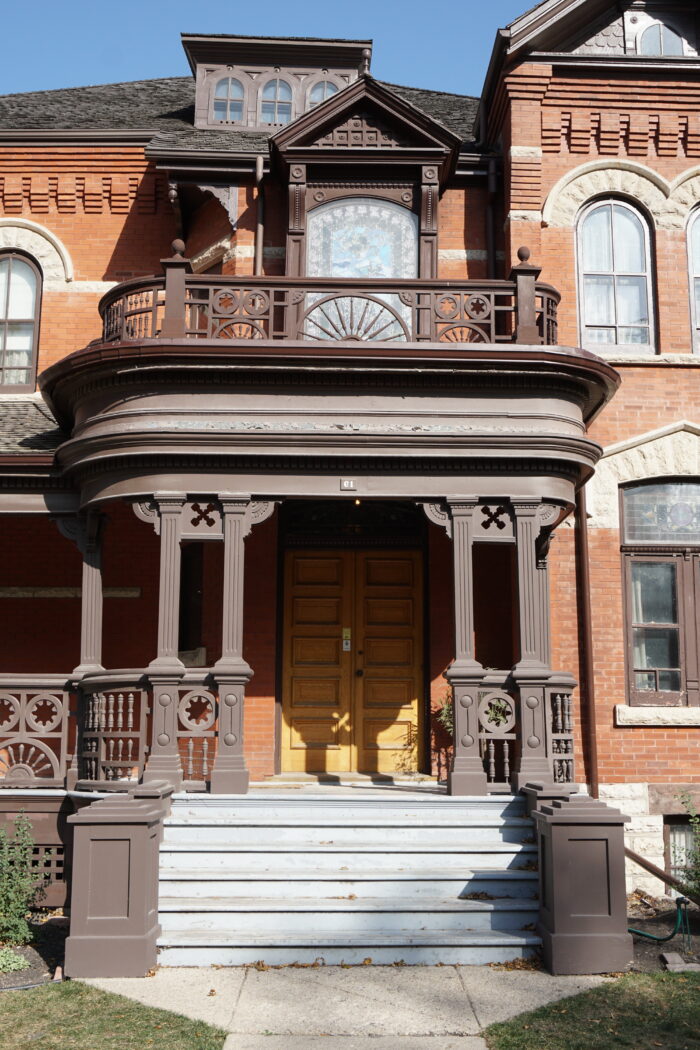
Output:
[157, 792, 540, 966]
[159, 896, 538, 933]
[156, 930, 541, 968]
[159, 869, 539, 899]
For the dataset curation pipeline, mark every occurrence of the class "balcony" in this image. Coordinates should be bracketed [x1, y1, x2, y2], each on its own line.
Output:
[99, 245, 559, 348]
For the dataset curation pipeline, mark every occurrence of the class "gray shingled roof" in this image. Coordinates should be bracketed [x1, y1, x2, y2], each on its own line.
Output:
[0, 399, 65, 454]
[0, 75, 479, 147]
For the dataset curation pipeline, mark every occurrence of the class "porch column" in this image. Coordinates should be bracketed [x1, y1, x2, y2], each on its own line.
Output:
[511, 499, 554, 790]
[211, 496, 252, 794]
[144, 493, 186, 789]
[446, 499, 488, 796]
[74, 511, 106, 677]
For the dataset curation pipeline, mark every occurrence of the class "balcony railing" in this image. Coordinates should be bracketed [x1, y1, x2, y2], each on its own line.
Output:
[99, 247, 560, 348]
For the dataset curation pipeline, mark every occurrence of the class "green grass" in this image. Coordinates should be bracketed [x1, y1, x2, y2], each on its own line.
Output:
[0, 981, 227, 1050]
[484, 972, 700, 1050]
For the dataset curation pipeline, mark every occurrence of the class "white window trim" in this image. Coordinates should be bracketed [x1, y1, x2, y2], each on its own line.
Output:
[576, 197, 656, 356]
[635, 19, 689, 58]
[687, 209, 700, 353]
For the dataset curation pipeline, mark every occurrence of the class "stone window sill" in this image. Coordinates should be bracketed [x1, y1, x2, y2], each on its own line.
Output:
[615, 704, 700, 726]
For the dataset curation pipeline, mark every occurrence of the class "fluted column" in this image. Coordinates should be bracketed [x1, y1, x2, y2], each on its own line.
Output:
[511, 498, 553, 790]
[144, 494, 186, 789]
[73, 511, 106, 676]
[445, 499, 488, 796]
[211, 496, 253, 794]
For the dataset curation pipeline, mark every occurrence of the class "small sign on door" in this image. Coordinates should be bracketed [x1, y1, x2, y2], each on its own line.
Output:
[342, 627, 351, 651]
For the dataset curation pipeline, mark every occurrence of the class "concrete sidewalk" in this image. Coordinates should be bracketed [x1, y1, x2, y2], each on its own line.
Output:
[84, 965, 608, 1049]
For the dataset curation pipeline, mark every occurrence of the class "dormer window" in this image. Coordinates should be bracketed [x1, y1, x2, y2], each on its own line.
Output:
[212, 77, 245, 123]
[639, 22, 684, 56]
[309, 81, 339, 108]
[260, 79, 293, 125]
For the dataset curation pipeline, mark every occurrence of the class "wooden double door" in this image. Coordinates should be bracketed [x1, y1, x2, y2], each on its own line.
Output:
[281, 549, 423, 774]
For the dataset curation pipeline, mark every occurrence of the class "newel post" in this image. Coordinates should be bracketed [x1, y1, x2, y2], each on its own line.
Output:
[143, 494, 186, 790]
[160, 239, 192, 339]
[510, 246, 542, 344]
[445, 499, 488, 796]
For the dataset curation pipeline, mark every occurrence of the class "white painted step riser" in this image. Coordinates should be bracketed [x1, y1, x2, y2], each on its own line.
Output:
[158, 877, 538, 900]
[157, 945, 538, 966]
[159, 851, 535, 874]
[168, 804, 526, 824]
[158, 910, 536, 935]
[161, 825, 532, 847]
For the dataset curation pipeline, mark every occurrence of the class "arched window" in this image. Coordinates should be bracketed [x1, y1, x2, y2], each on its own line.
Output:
[0, 252, 41, 390]
[639, 22, 684, 56]
[309, 81, 339, 108]
[577, 199, 654, 351]
[260, 79, 293, 125]
[212, 77, 245, 123]
[689, 211, 700, 351]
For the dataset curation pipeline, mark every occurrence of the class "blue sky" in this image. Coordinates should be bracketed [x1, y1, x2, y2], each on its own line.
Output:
[1, 0, 528, 98]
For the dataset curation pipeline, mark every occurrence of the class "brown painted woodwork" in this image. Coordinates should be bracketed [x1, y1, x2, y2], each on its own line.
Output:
[281, 549, 423, 775]
[98, 269, 560, 346]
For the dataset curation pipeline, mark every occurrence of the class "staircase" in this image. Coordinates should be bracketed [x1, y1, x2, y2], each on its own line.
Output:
[157, 791, 541, 966]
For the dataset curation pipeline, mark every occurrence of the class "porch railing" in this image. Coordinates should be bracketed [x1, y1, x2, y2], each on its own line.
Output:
[76, 672, 149, 788]
[0, 676, 71, 787]
[99, 257, 560, 348]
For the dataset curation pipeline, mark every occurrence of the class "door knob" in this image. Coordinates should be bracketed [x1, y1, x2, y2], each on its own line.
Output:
[356, 669, 364, 677]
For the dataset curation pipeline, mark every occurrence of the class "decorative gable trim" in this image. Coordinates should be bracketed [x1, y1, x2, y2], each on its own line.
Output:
[272, 75, 461, 180]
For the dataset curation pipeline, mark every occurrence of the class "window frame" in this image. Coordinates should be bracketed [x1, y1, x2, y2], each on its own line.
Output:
[306, 76, 342, 110]
[0, 250, 42, 392]
[621, 482, 700, 707]
[210, 76, 246, 125]
[687, 208, 700, 352]
[258, 77, 294, 126]
[576, 197, 656, 355]
[637, 21, 686, 57]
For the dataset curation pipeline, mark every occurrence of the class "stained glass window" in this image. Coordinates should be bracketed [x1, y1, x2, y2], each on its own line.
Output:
[624, 482, 700, 545]
[307, 198, 418, 280]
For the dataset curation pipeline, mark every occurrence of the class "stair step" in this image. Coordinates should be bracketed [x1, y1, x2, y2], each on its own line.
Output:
[158, 895, 536, 933]
[156, 929, 540, 967]
[161, 822, 532, 846]
[158, 870, 538, 899]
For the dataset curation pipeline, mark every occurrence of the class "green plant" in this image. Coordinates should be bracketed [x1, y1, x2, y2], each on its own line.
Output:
[436, 690, 454, 737]
[674, 791, 700, 901]
[0, 814, 48, 946]
[0, 947, 30, 974]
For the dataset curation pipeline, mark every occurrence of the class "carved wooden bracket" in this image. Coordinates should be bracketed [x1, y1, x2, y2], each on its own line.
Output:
[132, 497, 279, 541]
[53, 511, 105, 555]
[420, 502, 451, 538]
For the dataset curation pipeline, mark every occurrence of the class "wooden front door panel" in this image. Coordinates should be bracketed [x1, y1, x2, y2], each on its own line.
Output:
[282, 549, 422, 774]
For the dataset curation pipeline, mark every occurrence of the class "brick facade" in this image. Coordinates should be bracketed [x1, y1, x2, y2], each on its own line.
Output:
[1, 5, 698, 884]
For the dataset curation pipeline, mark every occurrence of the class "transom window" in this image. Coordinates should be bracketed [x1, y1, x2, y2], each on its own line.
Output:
[623, 481, 700, 706]
[260, 79, 293, 125]
[0, 253, 41, 390]
[212, 77, 245, 123]
[578, 199, 654, 352]
[689, 211, 700, 351]
[309, 81, 339, 107]
[639, 22, 684, 56]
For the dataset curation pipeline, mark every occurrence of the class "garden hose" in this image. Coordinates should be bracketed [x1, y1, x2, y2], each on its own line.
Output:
[628, 896, 692, 951]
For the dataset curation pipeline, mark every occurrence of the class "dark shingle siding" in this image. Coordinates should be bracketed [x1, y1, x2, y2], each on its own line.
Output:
[0, 400, 65, 454]
[0, 75, 478, 146]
